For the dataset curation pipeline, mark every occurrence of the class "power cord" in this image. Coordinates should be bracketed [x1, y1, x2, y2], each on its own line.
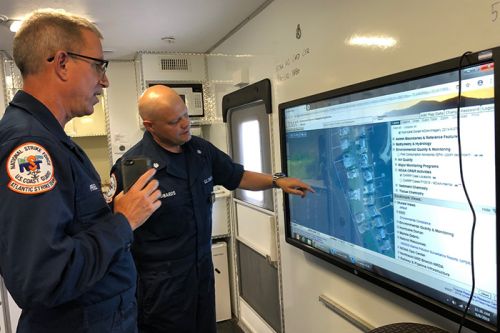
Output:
[455, 50, 476, 333]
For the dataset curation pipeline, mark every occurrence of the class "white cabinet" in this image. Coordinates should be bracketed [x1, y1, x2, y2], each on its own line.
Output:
[212, 242, 231, 322]
[0, 295, 5, 333]
[212, 186, 231, 237]
[0, 278, 21, 333]
[64, 95, 107, 137]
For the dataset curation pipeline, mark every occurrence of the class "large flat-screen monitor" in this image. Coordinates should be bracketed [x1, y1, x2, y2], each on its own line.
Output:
[279, 47, 499, 332]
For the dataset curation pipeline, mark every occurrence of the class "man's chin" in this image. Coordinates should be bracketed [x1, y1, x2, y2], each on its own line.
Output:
[72, 109, 94, 119]
[180, 134, 192, 144]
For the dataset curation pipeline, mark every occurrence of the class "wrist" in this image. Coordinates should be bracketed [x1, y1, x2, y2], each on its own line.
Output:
[272, 172, 287, 188]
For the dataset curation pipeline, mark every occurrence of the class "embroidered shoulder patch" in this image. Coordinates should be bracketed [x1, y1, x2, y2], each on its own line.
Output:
[6, 142, 57, 195]
[103, 173, 117, 204]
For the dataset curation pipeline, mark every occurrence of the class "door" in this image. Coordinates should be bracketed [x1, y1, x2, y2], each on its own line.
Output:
[223, 79, 283, 333]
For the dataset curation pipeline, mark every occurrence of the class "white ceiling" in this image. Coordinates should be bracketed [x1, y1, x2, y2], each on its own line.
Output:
[0, 0, 271, 60]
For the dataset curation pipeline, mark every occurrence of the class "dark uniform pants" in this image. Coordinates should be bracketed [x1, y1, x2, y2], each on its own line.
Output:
[16, 287, 138, 333]
[137, 254, 217, 333]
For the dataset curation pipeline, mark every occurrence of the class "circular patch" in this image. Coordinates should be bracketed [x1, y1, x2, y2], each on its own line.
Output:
[103, 173, 117, 204]
[6, 142, 57, 195]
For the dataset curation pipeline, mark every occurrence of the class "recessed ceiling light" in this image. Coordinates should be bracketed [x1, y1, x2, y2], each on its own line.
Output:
[9, 20, 22, 32]
[347, 35, 397, 49]
[0, 15, 22, 33]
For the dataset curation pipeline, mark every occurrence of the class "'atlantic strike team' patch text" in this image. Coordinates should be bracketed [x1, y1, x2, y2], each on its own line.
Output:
[6, 142, 57, 194]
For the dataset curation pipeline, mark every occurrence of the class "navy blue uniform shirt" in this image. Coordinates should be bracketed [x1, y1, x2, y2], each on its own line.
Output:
[110, 131, 244, 264]
[0, 91, 136, 328]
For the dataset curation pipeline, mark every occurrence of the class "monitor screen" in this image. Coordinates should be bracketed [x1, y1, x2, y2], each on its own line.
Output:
[279, 48, 498, 332]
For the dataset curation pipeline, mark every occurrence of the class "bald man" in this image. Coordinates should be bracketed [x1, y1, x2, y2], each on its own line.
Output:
[107, 85, 313, 333]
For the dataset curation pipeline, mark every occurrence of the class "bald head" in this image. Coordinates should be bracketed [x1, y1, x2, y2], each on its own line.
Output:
[138, 85, 192, 152]
[138, 85, 185, 122]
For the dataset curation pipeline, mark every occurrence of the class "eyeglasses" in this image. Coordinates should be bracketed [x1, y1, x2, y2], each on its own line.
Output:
[47, 51, 109, 76]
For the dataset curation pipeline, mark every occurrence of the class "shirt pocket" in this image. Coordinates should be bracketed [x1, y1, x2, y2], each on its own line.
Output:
[148, 194, 190, 238]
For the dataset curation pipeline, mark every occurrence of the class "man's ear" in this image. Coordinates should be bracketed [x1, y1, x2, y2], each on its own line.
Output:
[143, 120, 153, 131]
[53, 52, 70, 81]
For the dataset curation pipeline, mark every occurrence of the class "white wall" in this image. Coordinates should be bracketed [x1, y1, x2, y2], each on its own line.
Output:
[208, 0, 500, 332]
[106, 60, 144, 164]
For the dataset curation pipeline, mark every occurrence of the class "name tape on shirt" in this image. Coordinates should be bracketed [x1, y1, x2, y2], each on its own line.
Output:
[6, 142, 57, 194]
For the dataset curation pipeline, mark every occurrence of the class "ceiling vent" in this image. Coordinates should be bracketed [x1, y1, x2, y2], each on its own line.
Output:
[160, 57, 190, 71]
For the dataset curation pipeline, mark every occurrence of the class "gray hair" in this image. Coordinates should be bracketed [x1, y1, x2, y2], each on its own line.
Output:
[13, 8, 103, 76]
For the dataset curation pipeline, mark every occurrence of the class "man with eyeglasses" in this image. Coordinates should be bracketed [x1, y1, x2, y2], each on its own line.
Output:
[0, 9, 161, 333]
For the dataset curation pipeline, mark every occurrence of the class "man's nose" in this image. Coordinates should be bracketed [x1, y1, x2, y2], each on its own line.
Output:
[99, 73, 110, 87]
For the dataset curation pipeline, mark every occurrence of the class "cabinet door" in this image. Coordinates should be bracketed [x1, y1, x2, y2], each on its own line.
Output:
[65, 95, 107, 137]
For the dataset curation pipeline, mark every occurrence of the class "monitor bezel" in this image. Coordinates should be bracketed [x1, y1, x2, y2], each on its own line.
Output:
[278, 47, 500, 333]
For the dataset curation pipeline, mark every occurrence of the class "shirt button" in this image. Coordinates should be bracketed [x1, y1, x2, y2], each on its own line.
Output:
[126, 242, 132, 251]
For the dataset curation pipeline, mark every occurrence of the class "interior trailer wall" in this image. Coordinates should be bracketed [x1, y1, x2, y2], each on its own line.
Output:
[208, 0, 500, 332]
[106, 61, 145, 164]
